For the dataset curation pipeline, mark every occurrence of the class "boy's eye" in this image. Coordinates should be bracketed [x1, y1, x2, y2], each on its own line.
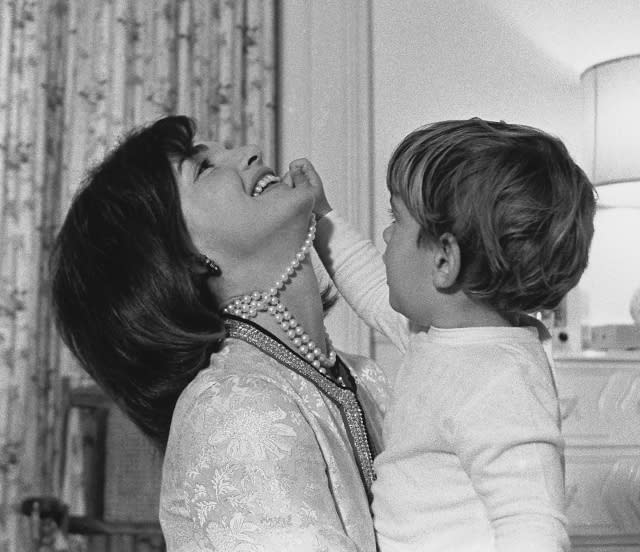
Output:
[387, 207, 396, 223]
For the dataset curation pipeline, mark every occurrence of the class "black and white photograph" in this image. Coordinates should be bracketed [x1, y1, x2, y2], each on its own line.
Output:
[1, 1, 639, 551]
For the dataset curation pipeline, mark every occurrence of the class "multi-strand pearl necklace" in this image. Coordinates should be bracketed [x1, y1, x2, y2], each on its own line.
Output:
[222, 215, 338, 377]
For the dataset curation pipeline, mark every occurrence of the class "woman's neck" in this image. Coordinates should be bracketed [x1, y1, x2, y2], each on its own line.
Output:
[257, 265, 328, 355]
[217, 257, 330, 357]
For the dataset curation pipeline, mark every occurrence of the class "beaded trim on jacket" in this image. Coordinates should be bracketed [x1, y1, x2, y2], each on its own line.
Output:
[224, 316, 377, 496]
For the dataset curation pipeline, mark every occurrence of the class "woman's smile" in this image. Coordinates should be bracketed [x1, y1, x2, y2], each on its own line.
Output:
[252, 173, 281, 196]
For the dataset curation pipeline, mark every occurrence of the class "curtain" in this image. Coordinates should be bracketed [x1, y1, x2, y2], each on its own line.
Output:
[0, 1, 277, 550]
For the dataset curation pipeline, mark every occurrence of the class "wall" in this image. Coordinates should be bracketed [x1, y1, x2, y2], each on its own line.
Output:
[371, 0, 583, 245]
[278, 1, 374, 356]
[278, 0, 640, 361]
[370, 0, 584, 364]
[370, 1, 640, 366]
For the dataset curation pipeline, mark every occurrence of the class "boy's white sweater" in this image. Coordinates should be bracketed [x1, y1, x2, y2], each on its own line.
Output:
[315, 211, 570, 552]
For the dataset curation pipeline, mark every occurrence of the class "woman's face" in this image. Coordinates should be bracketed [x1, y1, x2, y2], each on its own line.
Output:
[175, 141, 315, 269]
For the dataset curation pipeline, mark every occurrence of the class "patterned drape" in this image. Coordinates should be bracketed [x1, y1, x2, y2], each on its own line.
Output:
[0, 1, 276, 550]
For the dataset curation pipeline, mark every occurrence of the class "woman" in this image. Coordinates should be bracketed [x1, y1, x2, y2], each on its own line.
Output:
[51, 116, 388, 551]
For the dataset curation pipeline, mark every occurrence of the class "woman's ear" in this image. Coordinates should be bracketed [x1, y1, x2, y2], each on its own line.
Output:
[432, 232, 461, 289]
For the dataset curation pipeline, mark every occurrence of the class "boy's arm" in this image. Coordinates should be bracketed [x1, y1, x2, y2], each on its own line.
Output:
[286, 157, 410, 353]
[314, 210, 409, 354]
[451, 367, 570, 552]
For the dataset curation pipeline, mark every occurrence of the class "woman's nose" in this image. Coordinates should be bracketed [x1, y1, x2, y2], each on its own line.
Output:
[237, 144, 262, 170]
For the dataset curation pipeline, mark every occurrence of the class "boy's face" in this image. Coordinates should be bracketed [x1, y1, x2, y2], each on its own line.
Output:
[382, 195, 439, 326]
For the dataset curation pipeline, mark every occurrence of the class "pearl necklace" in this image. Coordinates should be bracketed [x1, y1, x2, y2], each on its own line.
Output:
[222, 215, 338, 376]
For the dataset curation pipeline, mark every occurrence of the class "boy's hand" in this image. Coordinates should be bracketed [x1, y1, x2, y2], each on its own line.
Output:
[287, 158, 333, 219]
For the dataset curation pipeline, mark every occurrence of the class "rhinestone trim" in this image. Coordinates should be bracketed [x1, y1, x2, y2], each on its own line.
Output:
[224, 317, 377, 494]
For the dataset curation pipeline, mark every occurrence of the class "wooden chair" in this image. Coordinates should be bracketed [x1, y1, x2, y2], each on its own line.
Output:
[20, 496, 69, 552]
[22, 384, 165, 552]
[21, 496, 164, 552]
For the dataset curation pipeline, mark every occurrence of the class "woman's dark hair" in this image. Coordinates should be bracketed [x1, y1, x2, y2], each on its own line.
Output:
[51, 116, 225, 451]
[387, 118, 596, 313]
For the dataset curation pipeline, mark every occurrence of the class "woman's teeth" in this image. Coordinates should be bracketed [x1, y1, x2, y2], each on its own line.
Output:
[252, 174, 281, 196]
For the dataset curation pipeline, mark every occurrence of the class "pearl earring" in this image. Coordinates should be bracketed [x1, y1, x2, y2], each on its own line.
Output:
[196, 254, 222, 277]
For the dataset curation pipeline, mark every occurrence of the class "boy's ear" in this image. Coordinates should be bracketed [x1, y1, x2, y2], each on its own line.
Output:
[432, 232, 461, 289]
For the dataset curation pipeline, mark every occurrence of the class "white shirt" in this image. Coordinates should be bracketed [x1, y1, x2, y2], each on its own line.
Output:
[315, 211, 570, 552]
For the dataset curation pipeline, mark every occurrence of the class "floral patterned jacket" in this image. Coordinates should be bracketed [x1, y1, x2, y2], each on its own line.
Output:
[159, 335, 390, 552]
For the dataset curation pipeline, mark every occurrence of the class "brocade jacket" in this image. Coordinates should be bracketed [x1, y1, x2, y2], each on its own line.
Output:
[160, 322, 389, 552]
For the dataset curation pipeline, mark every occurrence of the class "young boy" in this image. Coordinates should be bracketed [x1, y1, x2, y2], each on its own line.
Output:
[293, 118, 595, 551]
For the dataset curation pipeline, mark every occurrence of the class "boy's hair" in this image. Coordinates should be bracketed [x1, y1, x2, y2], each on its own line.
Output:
[387, 118, 596, 314]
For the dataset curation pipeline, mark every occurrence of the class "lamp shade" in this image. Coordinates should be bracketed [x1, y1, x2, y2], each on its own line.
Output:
[582, 55, 640, 207]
